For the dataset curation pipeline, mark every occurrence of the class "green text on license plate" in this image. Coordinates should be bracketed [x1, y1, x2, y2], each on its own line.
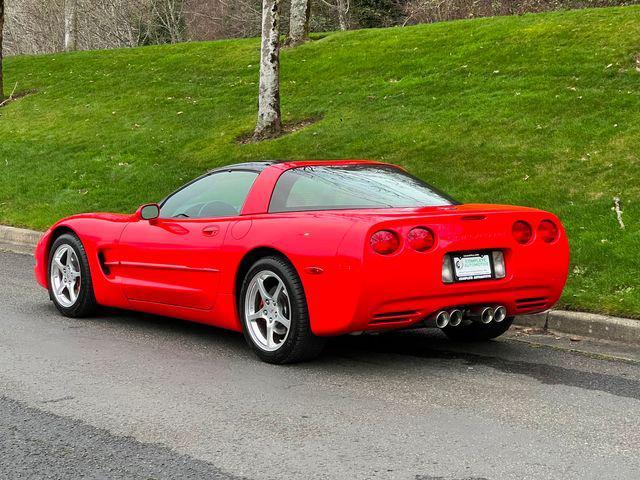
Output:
[452, 253, 493, 281]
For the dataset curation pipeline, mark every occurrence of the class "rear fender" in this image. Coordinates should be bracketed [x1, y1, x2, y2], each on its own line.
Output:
[223, 213, 363, 336]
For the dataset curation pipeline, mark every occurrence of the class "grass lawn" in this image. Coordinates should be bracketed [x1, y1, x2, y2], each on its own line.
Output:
[1, 6, 639, 317]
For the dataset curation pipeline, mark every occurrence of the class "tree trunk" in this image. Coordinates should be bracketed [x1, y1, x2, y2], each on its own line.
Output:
[254, 0, 282, 140]
[337, 0, 349, 30]
[288, 0, 310, 47]
[64, 0, 78, 51]
[0, 0, 4, 100]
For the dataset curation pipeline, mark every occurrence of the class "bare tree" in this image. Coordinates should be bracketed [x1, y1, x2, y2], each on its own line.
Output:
[336, 0, 349, 30]
[4, 0, 64, 55]
[287, 0, 310, 46]
[319, 0, 348, 30]
[151, 0, 186, 44]
[184, 0, 262, 41]
[0, 0, 4, 99]
[254, 0, 282, 139]
[64, 0, 77, 51]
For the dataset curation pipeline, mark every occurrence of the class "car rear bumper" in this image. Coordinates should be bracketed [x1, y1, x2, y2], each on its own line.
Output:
[309, 274, 564, 335]
[307, 240, 569, 336]
[358, 282, 559, 331]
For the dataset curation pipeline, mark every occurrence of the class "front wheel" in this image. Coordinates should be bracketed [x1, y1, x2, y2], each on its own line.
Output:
[442, 317, 514, 342]
[48, 233, 97, 317]
[239, 256, 326, 364]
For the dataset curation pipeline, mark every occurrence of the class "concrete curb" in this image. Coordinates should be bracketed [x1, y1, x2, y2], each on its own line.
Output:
[0, 225, 41, 255]
[515, 310, 640, 346]
[1, 225, 638, 346]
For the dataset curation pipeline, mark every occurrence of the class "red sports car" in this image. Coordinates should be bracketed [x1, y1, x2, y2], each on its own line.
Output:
[34, 160, 570, 363]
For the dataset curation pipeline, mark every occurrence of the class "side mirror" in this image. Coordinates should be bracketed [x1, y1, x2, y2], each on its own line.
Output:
[136, 203, 160, 221]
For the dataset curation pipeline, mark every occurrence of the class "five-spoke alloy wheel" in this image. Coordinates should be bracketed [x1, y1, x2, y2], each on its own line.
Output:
[239, 256, 325, 364]
[48, 233, 97, 317]
[244, 270, 292, 352]
[50, 244, 82, 308]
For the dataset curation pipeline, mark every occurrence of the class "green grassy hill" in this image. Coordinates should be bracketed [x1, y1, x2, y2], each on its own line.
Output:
[1, 6, 639, 317]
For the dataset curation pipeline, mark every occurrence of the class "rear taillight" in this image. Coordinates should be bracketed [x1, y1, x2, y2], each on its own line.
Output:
[370, 230, 400, 255]
[407, 227, 435, 252]
[512, 221, 533, 244]
[538, 220, 559, 243]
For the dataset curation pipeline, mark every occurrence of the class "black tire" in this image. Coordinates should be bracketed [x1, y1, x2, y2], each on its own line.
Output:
[442, 316, 514, 342]
[47, 233, 98, 317]
[239, 256, 326, 364]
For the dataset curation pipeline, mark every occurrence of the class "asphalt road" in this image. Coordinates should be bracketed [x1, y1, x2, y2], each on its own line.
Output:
[1, 251, 639, 480]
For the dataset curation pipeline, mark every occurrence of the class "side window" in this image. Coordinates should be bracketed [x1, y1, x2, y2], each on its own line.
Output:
[284, 175, 372, 209]
[160, 171, 259, 219]
[269, 165, 454, 212]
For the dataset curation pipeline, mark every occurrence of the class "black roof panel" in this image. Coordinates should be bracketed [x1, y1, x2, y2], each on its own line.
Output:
[208, 161, 282, 174]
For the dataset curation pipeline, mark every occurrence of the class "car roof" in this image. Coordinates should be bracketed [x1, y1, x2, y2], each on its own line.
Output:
[208, 159, 385, 174]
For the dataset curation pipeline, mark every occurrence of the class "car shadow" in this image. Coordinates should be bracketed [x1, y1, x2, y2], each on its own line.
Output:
[69, 304, 521, 365]
[44, 304, 640, 399]
[61, 303, 516, 364]
[58, 303, 525, 365]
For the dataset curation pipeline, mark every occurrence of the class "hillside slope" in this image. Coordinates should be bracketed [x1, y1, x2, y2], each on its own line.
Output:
[1, 6, 639, 317]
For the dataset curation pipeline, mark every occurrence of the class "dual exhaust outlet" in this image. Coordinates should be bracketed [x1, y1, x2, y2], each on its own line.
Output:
[432, 306, 507, 329]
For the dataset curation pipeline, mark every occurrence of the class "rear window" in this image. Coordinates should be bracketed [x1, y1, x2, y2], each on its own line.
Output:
[269, 165, 456, 213]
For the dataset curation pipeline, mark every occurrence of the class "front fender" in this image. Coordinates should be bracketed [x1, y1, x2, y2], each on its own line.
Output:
[34, 215, 131, 307]
[34, 228, 53, 289]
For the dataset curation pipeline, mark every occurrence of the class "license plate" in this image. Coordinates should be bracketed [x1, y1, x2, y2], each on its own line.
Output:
[452, 253, 493, 281]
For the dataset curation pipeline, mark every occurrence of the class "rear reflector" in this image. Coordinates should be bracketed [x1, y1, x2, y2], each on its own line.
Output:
[442, 255, 454, 283]
[538, 220, 559, 243]
[492, 251, 506, 279]
[370, 230, 400, 255]
[407, 227, 435, 252]
[512, 221, 533, 244]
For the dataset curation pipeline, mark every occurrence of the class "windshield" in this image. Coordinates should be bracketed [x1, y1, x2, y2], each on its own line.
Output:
[269, 164, 456, 213]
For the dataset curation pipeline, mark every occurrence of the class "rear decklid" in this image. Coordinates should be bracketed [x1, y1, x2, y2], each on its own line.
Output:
[358, 203, 569, 316]
[360, 203, 563, 254]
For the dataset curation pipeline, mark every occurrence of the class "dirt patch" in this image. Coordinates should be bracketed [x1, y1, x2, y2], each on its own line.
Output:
[236, 115, 322, 144]
[0, 87, 36, 108]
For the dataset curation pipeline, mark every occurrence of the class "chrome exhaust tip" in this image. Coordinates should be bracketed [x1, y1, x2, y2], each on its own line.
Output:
[493, 306, 507, 323]
[479, 307, 494, 324]
[435, 310, 450, 328]
[449, 309, 463, 327]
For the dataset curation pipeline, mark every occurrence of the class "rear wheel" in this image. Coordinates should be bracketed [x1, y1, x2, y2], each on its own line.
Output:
[442, 317, 514, 342]
[239, 256, 326, 364]
[48, 233, 97, 317]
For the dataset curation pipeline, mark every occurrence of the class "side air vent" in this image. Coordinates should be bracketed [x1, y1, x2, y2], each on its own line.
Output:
[369, 310, 421, 325]
[515, 297, 549, 312]
[97, 251, 111, 276]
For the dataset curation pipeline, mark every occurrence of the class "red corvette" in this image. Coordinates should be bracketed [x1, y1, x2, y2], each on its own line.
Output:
[35, 160, 570, 363]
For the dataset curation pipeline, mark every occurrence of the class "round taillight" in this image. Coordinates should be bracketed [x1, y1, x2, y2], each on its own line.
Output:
[512, 221, 533, 244]
[538, 220, 559, 243]
[370, 230, 400, 255]
[408, 227, 435, 252]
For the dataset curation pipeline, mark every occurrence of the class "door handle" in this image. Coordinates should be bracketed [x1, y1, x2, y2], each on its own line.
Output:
[202, 225, 220, 237]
